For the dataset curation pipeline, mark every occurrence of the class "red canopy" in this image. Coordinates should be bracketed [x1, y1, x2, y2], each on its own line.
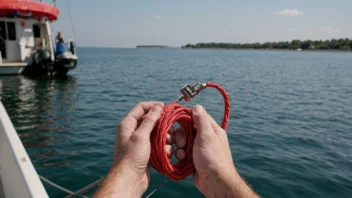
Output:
[0, 0, 60, 21]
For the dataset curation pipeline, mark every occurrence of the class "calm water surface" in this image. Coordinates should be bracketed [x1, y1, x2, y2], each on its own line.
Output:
[1, 48, 352, 197]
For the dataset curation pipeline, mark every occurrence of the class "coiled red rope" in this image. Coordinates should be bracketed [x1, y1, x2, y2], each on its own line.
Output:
[150, 82, 230, 181]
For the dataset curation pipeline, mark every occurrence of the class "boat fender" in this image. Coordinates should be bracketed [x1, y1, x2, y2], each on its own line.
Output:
[69, 41, 76, 55]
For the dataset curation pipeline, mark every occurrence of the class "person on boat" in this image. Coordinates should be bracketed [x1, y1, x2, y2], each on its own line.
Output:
[93, 102, 259, 198]
[55, 31, 66, 56]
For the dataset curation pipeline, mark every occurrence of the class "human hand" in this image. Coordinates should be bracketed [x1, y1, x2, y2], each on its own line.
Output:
[175, 105, 258, 198]
[191, 105, 236, 195]
[114, 102, 164, 194]
[94, 102, 258, 198]
[94, 102, 164, 198]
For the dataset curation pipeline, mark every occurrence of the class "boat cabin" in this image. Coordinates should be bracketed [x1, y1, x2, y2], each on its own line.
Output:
[0, 18, 54, 67]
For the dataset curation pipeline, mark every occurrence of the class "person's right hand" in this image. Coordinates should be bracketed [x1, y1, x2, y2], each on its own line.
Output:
[191, 105, 236, 195]
[182, 105, 259, 198]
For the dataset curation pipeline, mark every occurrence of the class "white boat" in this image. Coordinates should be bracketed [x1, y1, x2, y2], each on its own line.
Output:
[0, 0, 78, 77]
[0, 101, 48, 198]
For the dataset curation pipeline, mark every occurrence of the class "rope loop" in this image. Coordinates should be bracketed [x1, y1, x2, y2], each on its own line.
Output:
[150, 82, 230, 180]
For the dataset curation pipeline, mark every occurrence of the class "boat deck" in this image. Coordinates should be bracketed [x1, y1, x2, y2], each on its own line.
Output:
[0, 61, 27, 67]
[0, 63, 27, 67]
[0, 59, 27, 75]
[0, 59, 27, 67]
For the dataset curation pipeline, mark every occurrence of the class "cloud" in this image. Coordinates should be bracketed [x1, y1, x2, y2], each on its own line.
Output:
[153, 15, 161, 19]
[316, 26, 340, 34]
[274, 9, 303, 17]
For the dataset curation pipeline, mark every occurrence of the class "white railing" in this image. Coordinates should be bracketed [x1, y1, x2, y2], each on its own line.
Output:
[0, 101, 49, 198]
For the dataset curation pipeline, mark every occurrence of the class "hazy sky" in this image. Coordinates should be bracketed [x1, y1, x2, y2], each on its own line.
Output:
[53, 0, 352, 47]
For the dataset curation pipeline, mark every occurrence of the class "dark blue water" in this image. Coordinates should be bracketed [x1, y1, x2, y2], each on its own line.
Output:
[1, 48, 352, 198]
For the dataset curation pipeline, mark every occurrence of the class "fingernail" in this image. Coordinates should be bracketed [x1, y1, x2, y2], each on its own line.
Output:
[151, 106, 162, 114]
[193, 105, 204, 114]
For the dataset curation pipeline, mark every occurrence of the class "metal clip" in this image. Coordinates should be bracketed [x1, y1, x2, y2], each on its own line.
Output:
[175, 82, 207, 103]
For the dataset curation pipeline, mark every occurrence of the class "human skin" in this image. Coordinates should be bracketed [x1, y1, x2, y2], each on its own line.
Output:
[93, 102, 259, 198]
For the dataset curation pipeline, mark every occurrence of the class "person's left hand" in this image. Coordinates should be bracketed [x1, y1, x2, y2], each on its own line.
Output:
[95, 101, 180, 198]
[114, 101, 165, 195]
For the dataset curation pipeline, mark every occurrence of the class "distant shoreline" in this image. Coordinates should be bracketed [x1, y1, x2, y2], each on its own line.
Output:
[182, 39, 352, 52]
[180, 48, 352, 52]
[76, 46, 351, 52]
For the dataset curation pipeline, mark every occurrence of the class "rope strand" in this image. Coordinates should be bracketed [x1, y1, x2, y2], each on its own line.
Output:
[66, 0, 77, 41]
[150, 82, 230, 180]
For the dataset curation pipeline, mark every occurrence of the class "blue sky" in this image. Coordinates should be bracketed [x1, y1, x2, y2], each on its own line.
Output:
[53, 0, 352, 47]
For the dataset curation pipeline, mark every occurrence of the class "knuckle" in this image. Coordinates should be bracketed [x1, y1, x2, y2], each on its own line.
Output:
[143, 114, 158, 123]
[130, 133, 141, 143]
[116, 121, 134, 133]
[116, 122, 125, 132]
[137, 102, 147, 107]
[116, 121, 127, 132]
[214, 127, 225, 135]
[130, 133, 149, 145]
[199, 132, 214, 143]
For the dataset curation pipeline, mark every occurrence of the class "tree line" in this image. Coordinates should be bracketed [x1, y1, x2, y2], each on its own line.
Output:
[182, 38, 352, 51]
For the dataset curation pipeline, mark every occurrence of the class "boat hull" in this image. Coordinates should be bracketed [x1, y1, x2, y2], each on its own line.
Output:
[22, 58, 77, 77]
[55, 58, 78, 76]
[0, 66, 26, 75]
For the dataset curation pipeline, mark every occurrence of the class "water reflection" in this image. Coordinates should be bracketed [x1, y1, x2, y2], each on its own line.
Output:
[0, 76, 77, 166]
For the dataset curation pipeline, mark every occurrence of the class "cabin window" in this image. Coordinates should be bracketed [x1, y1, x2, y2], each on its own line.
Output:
[0, 21, 6, 40]
[7, 22, 16, 40]
[33, 24, 41, 38]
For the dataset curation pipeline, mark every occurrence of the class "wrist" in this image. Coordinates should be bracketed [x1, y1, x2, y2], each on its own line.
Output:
[203, 166, 236, 196]
[93, 160, 145, 198]
[204, 166, 258, 198]
[113, 160, 145, 197]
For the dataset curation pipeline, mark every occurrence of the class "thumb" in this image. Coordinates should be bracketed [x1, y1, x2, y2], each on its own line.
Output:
[192, 105, 215, 137]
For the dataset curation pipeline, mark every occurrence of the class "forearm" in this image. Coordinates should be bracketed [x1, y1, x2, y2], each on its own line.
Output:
[205, 167, 259, 198]
[93, 161, 143, 198]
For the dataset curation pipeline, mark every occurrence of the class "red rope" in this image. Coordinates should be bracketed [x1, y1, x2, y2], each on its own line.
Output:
[150, 82, 230, 181]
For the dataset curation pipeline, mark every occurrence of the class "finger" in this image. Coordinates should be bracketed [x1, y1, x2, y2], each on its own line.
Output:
[168, 126, 176, 135]
[165, 145, 174, 159]
[122, 102, 164, 130]
[175, 149, 186, 160]
[116, 102, 164, 147]
[166, 133, 175, 144]
[175, 128, 186, 148]
[133, 106, 163, 142]
[192, 105, 215, 137]
[166, 126, 175, 144]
